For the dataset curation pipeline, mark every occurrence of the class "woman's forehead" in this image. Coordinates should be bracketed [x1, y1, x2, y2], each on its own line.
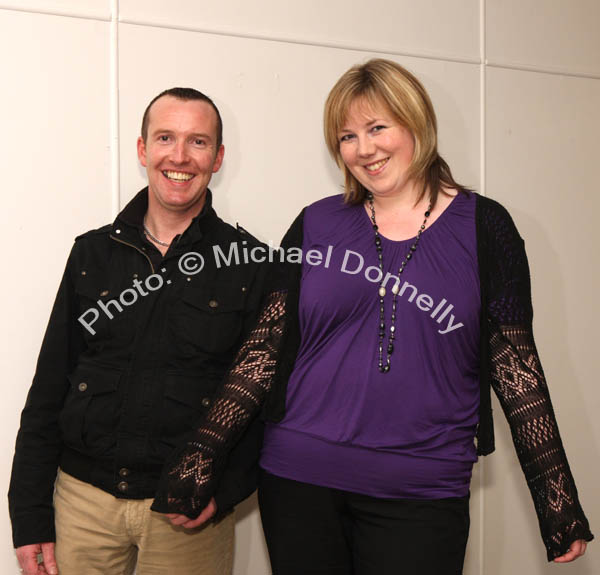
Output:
[343, 95, 392, 124]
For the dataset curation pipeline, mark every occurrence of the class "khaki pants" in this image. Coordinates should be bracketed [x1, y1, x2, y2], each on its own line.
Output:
[54, 470, 234, 575]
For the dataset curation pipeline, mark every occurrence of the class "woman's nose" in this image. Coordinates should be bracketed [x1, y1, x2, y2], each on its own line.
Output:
[357, 136, 375, 157]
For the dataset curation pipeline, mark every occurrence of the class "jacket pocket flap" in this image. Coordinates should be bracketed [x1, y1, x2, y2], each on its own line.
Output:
[164, 374, 219, 407]
[74, 271, 111, 301]
[180, 285, 245, 313]
[67, 368, 121, 396]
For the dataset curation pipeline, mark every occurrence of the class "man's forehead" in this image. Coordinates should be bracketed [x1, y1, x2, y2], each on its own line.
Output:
[147, 96, 217, 132]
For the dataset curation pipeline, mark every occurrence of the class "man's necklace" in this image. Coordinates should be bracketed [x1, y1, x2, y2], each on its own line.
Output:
[367, 192, 432, 373]
[143, 218, 171, 247]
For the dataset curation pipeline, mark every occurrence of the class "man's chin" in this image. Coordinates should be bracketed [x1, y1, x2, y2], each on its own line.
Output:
[150, 189, 208, 215]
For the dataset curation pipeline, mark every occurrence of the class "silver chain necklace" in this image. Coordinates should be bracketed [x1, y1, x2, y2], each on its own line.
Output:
[143, 218, 171, 247]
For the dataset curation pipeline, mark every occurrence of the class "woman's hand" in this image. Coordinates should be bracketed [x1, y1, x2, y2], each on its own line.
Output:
[165, 497, 217, 529]
[553, 539, 588, 563]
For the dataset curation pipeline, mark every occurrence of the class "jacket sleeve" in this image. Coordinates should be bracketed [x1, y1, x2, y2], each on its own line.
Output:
[8, 246, 84, 548]
[209, 258, 267, 516]
[482, 201, 593, 561]
[212, 416, 264, 517]
[151, 212, 303, 518]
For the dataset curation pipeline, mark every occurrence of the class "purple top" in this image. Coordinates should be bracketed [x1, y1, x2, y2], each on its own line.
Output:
[260, 192, 481, 498]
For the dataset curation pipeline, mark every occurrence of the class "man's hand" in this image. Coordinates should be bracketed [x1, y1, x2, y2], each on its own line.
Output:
[16, 542, 58, 575]
[553, 539, 588, 563]
[166, 497, 217, 529]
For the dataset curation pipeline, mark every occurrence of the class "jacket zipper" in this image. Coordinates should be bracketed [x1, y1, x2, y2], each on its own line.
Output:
[110, 234, 155, 273]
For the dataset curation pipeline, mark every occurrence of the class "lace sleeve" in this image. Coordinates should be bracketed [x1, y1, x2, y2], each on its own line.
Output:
[482, 198, 593, 560]
[489, 322, 593, 560]
[151, 289, 287, 518]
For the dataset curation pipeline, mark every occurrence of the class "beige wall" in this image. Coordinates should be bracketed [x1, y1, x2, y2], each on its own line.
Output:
[0, 1, 597, 573]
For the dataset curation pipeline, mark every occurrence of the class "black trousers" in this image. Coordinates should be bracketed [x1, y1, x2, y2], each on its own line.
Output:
[258, 471, 470, 575]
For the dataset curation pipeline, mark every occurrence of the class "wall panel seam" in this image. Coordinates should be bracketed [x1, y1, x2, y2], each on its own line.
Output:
[110, 0, 120, 217]
[486, 60, 600, 81]
[118, 17, 480, 66]
[480, 2, 486, 575]
[0, 6, 110, 22]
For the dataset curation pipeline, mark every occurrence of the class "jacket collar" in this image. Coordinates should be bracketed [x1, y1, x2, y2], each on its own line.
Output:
[110, 187, 218, 250]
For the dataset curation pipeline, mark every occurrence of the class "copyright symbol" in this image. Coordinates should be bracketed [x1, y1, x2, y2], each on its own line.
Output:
[178, 252, 205, 275]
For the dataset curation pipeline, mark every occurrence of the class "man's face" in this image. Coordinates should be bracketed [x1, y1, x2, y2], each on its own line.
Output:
[137, 96, 224, 215]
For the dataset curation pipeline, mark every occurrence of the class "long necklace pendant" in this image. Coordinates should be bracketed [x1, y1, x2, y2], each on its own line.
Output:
[368, 192, 432, 374]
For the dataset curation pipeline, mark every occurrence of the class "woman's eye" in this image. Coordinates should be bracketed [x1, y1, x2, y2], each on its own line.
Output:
[339, 134, 354, 143]
[371, 125, 386, 133]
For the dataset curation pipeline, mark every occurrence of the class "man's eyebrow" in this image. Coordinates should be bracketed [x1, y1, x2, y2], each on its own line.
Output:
[188, 132, 213, 140]
[151, 129, 213, 140]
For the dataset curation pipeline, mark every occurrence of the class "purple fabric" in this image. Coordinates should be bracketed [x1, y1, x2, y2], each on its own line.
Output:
[260, 192, 481, 498]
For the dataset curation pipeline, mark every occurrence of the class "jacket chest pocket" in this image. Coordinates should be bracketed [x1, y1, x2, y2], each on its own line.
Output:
[59, 367, 122, 455]
[171, 284, 247, 355]
[75, 272, 139, 345]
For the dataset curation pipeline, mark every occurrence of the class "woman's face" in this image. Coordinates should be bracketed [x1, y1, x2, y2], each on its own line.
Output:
[338, 98, 415, 199]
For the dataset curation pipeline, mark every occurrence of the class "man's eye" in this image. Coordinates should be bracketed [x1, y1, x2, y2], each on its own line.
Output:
[194, 138, 206, 146]
[158, 135, 170, 142]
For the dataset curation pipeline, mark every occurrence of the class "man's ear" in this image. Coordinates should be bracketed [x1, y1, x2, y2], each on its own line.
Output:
[212, 144, 225, 173]
[137, 136, 148, 167]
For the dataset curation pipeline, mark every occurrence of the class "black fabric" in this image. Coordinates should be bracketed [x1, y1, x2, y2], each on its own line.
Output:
[151, 192, 593, 560]
[151, 289, 287, 517]
[258, 471, 469, 575]
[8, 188, 269, 548]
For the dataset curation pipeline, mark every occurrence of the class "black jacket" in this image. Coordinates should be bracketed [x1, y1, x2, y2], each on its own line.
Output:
[8, 189, 268, 548]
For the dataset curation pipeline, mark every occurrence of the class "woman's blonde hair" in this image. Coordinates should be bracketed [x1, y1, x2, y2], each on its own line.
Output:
[324, 58, 467, 206]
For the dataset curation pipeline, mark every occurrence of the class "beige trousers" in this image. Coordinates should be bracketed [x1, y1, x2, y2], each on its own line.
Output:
[54, 470, 234, 575]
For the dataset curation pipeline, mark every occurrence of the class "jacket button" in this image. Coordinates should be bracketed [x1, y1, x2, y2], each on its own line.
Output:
[208, 299, 219, 308]
[117, 481, 129, 492]
[201, 397, 211, 407]
[100, 290, 109, 297]
[81, 270, 87, 276]
[133, 273, 138, 279]
[241, 286, 247, 292]
[78, 382, 88, 392]
[119, 468, 130, 477]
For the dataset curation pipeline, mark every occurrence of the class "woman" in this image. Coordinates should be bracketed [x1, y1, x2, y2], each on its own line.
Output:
[153, 59, 592, 574]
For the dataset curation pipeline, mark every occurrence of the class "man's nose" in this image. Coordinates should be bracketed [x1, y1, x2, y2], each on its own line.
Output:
[170, 141, 189, 163]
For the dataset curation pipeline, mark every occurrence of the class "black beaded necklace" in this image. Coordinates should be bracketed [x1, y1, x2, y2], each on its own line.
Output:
[367, 192, 432, 373]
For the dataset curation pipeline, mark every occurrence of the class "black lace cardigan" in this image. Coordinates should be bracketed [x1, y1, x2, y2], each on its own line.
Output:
[152, 193, 593, 561]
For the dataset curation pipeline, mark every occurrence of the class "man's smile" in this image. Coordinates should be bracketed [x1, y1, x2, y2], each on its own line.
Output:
[162, 170, 195, 182]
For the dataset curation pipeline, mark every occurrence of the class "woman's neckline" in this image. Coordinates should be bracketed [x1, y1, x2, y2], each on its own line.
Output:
[361, 191, 462, 243]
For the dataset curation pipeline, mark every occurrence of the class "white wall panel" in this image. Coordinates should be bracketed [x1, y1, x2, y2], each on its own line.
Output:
[486, 0, 600, 76]
[0, 0, 110, 20]
[0, 9, 111, 569]
[119, 22, 480, 574]
[120, 0, 479, 62]
[484, 66, 599, 574]
[119, 22, 480, 246]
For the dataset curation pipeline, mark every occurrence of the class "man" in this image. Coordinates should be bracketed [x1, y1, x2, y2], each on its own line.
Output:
[9, 88, 267, 575]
